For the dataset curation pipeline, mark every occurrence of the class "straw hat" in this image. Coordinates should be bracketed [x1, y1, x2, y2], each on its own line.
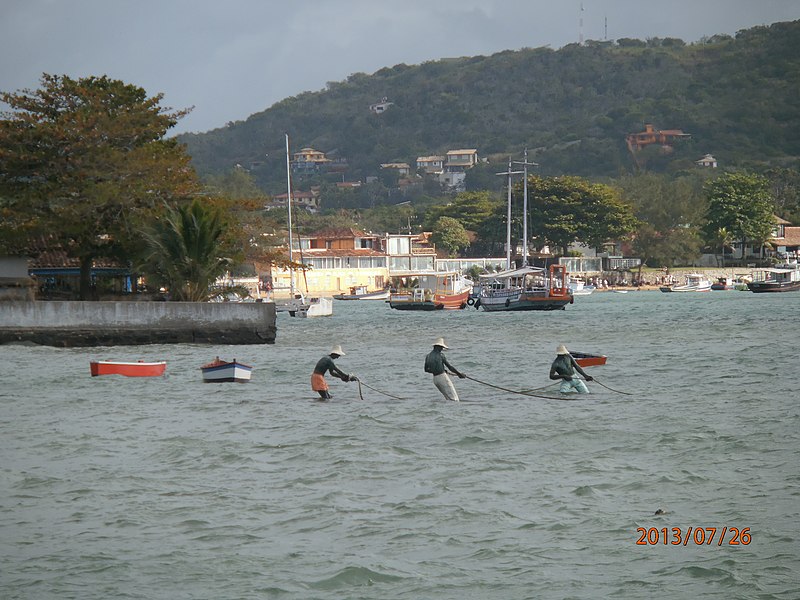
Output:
[433, 338, 449, 349]
[329, 345, 345, 356]
[556, 344, 569, 355]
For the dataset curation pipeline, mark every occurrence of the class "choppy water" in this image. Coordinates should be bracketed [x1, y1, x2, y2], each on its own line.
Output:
[1, 291, 798, 599]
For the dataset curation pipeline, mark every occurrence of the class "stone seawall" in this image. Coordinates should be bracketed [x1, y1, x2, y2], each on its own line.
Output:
[0, 301, 277, 347]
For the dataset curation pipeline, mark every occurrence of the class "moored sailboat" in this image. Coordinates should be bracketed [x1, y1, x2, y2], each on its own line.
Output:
[272, 134, 332, 317]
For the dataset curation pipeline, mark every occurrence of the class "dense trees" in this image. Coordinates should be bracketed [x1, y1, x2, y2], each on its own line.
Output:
[181, 21, 800, 189]
[0, 74, 197, 298]
[703, 172, 775, 258]
[524, 176, 638, 256]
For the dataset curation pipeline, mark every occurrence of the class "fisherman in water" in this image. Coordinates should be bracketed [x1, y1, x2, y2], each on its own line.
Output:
[311, 345, 356, 400]
[424, 337, 466, 402]
[549, 344, 593, 393]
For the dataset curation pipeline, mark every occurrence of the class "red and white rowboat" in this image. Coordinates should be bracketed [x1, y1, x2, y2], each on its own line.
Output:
[90, 360, 167, 377]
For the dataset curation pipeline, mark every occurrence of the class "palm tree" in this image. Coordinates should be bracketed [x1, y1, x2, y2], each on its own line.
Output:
[713, 227, 734, 267]
[138, 200, 231, 301]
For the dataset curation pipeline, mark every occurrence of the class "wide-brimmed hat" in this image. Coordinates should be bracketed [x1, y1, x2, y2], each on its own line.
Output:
[556, 344, 569, 355]
[433, 337, 449, 349]
[329, 345, 345, 356]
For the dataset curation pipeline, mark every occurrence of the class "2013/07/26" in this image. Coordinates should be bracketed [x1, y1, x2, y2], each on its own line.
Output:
[636, 526, 751, 546]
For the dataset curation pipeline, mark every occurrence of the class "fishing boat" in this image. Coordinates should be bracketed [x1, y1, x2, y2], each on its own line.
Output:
[570, 351, 607, 367]
[475, 265, 573, 311]
[659, 273, 712, 293]
[200, 357, 252, 383]
[568, 277, 596, 296]
[746, 262, 800, 293]
[388, 271, 472, 310]
[333, 285, 391, 301]
[90, 360, 166, 377]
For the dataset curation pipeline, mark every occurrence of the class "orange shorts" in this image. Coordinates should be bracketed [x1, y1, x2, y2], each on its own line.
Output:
[311, 373, 328, 391]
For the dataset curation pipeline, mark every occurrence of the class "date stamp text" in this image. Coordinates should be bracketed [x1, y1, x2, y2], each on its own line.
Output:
[636, 526, 751, 546]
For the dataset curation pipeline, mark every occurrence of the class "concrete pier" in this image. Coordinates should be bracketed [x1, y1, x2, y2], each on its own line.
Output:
[0, 301, 277, 347]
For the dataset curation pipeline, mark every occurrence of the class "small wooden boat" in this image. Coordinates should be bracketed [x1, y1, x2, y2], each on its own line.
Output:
[388, 271, 472, 310]
[200, 357, 252, 383]
[90, 360, 166, 377]
[570, 352, 607, 368]
[711, 277, 734, 291]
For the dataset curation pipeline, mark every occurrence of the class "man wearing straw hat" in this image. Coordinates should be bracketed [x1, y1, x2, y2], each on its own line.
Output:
[549, 344, 593, 393]
[424, 338, 466, 402]
[311, 345, 356, 400]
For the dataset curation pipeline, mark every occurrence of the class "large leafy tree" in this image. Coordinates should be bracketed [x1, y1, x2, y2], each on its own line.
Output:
[525, 175, 637, 255]
[137, 200, 231, 301]
[703, 172, 775, 258]
[431, 216, 470, 257]
[0, 74, 198, 298]
[619, 173, 707, 266]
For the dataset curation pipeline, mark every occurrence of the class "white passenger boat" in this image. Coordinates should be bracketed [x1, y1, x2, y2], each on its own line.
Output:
[659, 273, 712, 292]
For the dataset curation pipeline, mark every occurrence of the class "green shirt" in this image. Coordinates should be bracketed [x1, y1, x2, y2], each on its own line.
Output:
[424, 348, 461, 377]
[549, 354, 588, 380]
[314, 355, 347, 379]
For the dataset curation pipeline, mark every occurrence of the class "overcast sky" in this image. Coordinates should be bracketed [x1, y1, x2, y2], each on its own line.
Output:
[2, 0, 798, 135]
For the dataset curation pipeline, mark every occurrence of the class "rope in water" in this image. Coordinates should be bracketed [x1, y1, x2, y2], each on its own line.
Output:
[460, 374, 564, 400]
[464, 373, 632, 397]
[355, 378, 408, 400]
[586, 377, 633, 396]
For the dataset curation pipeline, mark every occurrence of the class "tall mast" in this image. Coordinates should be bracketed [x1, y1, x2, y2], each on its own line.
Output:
[285, 133, 295, 294]
[496, 158, 523, 270]
[513, 148, 538, 266]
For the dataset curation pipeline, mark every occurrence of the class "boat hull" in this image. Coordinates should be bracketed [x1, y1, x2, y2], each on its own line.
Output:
[389, 290, 469, 311]
[333, 290, 390, 301]
[201, 360, 252, 383]
[659, 285, 712, 292]
[747, 281, 800, 293]
[479, 291, 572, 311]
[90, 360, 166, 377]
[570, 352, 607, 367]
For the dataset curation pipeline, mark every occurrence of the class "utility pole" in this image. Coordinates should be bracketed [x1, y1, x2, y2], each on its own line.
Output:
[496, 158, 523, 270]
[513, 148, 538, 266]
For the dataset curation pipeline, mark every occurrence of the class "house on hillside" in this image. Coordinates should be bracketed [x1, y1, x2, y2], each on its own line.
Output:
[444, 149, 479, 172]
[696, 154, 718, 168]
[625, 124, 690, 153]
[290, 147, 348, 176]
[269, 189, 320, 212]
[416, 156, 445, 174]
[380, 162, 411, 177]
[369, 97, 394, 114]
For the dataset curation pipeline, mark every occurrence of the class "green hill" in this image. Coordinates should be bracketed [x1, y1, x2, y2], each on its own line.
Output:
[179, 20, 800, 193]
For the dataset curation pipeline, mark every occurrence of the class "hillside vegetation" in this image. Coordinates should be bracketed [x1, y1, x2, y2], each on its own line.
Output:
[180, 21, 800, 193]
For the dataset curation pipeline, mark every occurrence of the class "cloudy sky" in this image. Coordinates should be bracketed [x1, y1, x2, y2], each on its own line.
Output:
[2, 0, 798, 135]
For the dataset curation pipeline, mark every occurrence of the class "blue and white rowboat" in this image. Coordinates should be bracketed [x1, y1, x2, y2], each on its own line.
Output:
[200, 358, 253, 383]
